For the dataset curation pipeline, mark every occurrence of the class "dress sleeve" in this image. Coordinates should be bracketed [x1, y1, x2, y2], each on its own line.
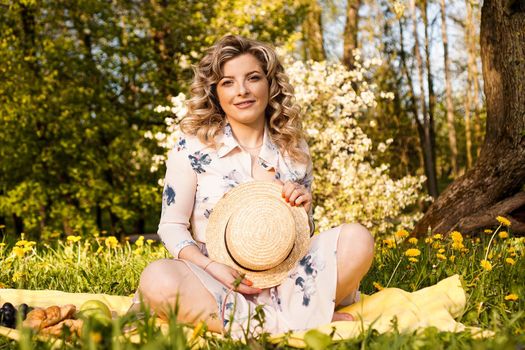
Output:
[304, 154, 316, 236]
[157, 145, 198, 258]
[300, 140, 315, 236]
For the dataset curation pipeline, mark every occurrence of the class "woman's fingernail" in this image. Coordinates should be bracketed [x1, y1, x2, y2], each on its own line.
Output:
[246, 280, 253, 286]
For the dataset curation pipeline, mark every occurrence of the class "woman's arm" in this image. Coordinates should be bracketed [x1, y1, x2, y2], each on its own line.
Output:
[157, 147, 199, 258]
[159, 144, 261, 294]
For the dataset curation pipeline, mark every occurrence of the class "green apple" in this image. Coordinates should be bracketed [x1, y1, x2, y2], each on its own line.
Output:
[79, 299, 112, 325]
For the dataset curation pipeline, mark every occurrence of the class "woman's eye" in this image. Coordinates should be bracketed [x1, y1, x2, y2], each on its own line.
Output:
[221, 80, 233, 86]
[249, 75, 261, 81]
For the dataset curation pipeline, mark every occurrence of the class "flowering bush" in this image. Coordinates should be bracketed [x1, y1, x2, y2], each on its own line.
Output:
[149, 52, 428, 236]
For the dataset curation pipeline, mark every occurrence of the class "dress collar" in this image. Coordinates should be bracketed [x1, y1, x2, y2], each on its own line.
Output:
[217, 122, 280, 170]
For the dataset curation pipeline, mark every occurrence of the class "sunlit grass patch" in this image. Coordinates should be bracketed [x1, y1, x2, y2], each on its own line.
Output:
[0, 219, 523, 348]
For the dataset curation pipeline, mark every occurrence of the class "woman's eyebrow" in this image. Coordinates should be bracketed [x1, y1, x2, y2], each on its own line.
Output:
[219, 70, 262, 80]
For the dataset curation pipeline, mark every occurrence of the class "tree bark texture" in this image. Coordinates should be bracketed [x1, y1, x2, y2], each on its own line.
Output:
[303, 0, 325, 61]
[466, 0, 484, 153]
[414, 0, 525, 235]
[440, 0, 459, 177]
[343, 0, 360, 69]
[409, 0, 439, 198]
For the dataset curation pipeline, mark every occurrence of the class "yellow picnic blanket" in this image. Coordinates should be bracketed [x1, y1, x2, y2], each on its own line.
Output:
[0, 274, 490, 346]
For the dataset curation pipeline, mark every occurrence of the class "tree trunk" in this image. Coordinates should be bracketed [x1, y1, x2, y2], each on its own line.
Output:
[464, 77, 473, 169]
[343, 0, 361, 69]
[422, 0, 438, 188]
[440, 0, 459, 177]
[409, 0, 439, 198]
[303, 0, 325, 61]
[398, 18, 425, 174]
[466, 0, 483, 155]
[414, 0, 525, 235]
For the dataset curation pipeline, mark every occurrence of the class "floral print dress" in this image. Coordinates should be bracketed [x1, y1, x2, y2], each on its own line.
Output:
[157, 122, 343, 337]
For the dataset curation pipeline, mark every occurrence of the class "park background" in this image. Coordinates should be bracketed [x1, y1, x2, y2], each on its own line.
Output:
[0, 0, 524, 348]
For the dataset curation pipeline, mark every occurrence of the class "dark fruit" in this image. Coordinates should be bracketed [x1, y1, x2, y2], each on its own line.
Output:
[1, 303, 15, 312]
[0, 303, 18, 329]
[18, 303, 30, 320]
[0, 310, 15, 329]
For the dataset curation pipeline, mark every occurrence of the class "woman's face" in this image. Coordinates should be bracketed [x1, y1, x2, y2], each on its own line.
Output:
[216, 53, 269, 127]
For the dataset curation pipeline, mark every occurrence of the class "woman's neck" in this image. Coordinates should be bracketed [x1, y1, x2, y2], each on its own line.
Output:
[226, 118, 265, 149]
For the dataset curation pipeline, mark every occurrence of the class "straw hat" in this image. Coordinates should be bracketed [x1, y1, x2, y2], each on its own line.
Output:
[205, 181, 310, 289]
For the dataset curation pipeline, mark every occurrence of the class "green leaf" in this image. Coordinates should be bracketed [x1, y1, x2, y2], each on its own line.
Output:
[303, 329, 332, 350]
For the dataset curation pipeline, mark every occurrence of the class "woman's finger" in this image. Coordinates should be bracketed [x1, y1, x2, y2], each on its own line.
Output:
[235, 284, 263, 295]
[283, 182, 304, 202]
[281, 181, 294, 200]
[288, 188, 307, 205]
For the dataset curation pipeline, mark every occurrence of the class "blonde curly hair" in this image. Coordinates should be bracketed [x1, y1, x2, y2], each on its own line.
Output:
[180, 35, 309, 164]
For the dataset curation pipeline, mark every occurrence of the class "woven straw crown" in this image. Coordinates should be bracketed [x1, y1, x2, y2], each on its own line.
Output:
[206, 181, 310, 288]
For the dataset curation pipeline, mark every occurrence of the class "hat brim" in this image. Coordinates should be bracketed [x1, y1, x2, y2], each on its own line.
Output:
[205, 181, 310, 289]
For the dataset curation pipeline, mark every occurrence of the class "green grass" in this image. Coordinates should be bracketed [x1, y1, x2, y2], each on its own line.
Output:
[0, 222, 523, 349]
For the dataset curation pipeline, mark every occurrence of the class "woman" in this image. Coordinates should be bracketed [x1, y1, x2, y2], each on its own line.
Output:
[138, 35, 374, 336]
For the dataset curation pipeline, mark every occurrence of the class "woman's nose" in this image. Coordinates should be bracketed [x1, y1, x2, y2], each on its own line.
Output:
[237, 81, 249, 95]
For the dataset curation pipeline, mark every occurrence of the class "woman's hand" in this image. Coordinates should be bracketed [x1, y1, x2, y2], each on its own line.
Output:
[205, 261, 263, 295]
[280, 180, 312, 213]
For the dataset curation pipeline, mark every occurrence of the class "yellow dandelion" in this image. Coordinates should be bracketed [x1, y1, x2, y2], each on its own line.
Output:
[146, 239, 155, 245]
[395, 229, 409, 239]
[382, 238, 396, 249]
[436, 253, 447, 260]
[15, 240, 36, 248]
[504, 293, 518, 301]
[450, 231, 463, 243]
[11, 246, 26, 258]
[408, 257, 418, 263]
[505, 257, 516, 265]
[496, 216, 511, 226]
[432, 242, 442, 250]
[408, 237, 418, 245]
[0, 242, 6, 249]
[449, 255, 456, 262]
[452, 242, 465, 251]
[135, 236, 145, 247]
[438, 248, 445, 253]
[484, 229, 493, 234]
[498, 231, 509, 239]
[373, 282, 384, 291]
[12, 271, 23, 283]
[480, 259, 493, 271]
[433, 234, 443, 240]
[425, 237, 434, 244]
[67, 235, 82, 243]
[405, 248, 421, 257]
[0, 224, 5, 229]
[105, 236, 119, 249]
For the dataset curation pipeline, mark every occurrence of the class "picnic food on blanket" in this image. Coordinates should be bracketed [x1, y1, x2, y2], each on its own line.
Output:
[22, 304, 78, 334]
[39, 319, 84, 337]
[79, 300, 112, 320]
[0, 303, 34, 329]
[78, 299, 112, 328]
[23, 304, 76, 329]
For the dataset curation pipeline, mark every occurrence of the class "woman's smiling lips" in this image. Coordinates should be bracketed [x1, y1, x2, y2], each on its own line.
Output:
[234, 100, 256, 109]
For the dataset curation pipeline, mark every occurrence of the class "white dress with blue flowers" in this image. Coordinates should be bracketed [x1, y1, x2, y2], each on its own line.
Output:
[158, 123, 343, 336]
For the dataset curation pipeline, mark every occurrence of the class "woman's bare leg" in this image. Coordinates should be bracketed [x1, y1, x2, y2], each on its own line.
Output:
[334, 223, 375, 307]
[138, 259, 223, 332]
